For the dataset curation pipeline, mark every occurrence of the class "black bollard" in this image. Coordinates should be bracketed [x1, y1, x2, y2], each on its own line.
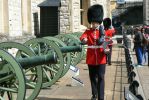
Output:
[129, 80, 139, 95]
[128, 71, 136, 84]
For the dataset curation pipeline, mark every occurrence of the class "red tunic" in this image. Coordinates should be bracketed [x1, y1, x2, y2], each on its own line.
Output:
[80, 28, 107, 65]
[105, 28, 115, 46]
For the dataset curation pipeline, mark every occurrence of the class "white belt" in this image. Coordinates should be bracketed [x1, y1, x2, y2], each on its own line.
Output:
[87, 45, 103, 48]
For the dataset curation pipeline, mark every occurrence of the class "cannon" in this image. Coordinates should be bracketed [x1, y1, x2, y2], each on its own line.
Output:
[68, 32, 82, 38]
[43, 37, 82, 77]
[44, 36, 83, 65]
[0, 35, 83, 100]
[64, 33, 87, 59]
[24, 38, 82, 88]
[55, 34, 85, 64]
[0, 48, 26, 100]
[0, 42, 62, 100]
[0, 38, 83, 100]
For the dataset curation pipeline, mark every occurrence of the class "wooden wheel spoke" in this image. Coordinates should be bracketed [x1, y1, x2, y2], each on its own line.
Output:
[43, 68, 52, 81]
[0, 86, 18, 93]
[19, 51, 29, 58]
[44, 65, 58, 73]
[26, 82, 36, 88]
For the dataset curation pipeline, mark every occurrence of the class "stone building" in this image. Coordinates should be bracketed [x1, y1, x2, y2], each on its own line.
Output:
[143, 0, 149, 25]
[111, 0, 149, 26]
[0, 0, 112, 38]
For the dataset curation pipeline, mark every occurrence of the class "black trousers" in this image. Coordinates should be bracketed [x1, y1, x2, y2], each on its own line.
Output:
[88, 64, 106, 100]
[106, 45, 112, 65]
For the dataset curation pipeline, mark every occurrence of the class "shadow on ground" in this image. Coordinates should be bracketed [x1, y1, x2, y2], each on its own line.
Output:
[37, 97, 90, 100]
[37, 97, 66, 100]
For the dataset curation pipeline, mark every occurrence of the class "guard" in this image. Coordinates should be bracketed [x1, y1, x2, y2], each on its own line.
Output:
[103, 18, 115, 65]
[80, 4, 109, 100]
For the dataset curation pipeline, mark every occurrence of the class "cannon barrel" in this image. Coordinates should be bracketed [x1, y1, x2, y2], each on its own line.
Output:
[16, 53, 57, 68]
[0, 51, 51, 82]
[60, 45, 82, 53]
[33, 45, 82, 54]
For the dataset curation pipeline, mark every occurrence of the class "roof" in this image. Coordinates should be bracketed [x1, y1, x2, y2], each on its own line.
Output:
[112, 9, 127, 17]
[38, 0, 61, 7]
[112, 2, 143, 17]
[125, 0, 143, 2]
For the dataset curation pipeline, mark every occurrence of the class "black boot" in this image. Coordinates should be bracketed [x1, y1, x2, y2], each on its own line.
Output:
[91, 95, 97, 100]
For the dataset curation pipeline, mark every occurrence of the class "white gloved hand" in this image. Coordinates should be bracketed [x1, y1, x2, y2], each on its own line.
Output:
[104, 48, 110, 54]
[82, 38, 88, 44]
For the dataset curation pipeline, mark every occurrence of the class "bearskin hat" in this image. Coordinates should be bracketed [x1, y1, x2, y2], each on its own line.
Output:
[103, 18, 112, 29]
[87, 4, 103, 24]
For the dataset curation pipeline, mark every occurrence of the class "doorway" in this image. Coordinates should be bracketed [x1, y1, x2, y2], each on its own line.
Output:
[80, 0, 90, 27]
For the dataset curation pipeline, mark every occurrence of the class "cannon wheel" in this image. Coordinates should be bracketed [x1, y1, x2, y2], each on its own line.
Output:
[24, 38, 64, 88]
[0, 42, 42, 100]
[71, 32, 82, 38]
[43, 37, 71, 77]
[0, 49, 26, 100]
[56, 34, 82, 66]
[66, 34, 86, 60]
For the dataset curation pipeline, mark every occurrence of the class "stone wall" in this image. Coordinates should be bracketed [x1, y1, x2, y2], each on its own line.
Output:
[60, 0, 81, 33]
[8, 0, 22, 36]
[31, 0, 44, 35]
[0, 1, 3, 33]
[0, 34, 35, 43]
[71, 0, 81, 32]
[143, 0, 149, 25]
[60, 0, 71, 33]
[0, 0, 111, 38]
